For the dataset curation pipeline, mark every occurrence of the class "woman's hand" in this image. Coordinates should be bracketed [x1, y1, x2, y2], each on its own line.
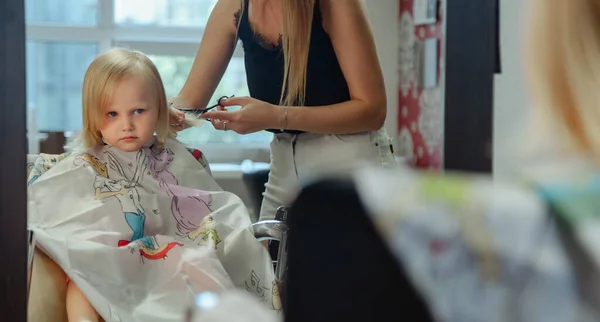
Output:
[201, 96, 283, 134]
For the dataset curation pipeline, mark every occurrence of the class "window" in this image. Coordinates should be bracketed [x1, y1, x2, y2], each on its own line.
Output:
[27, 41, 98, 132]
[26, 0, 272, 160]
[114, 0, 216, 27]
[26, 0, 98, 26]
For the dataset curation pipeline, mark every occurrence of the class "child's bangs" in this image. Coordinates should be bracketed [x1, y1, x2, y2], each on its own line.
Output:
[91, 75, 120, 129]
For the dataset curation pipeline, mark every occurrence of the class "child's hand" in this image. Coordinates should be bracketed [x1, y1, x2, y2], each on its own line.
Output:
[169, 105, 187, 132]
[168, 97, 192, 132]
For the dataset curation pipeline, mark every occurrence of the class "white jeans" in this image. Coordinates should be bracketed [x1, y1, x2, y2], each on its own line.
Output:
[259, 128, 397, 221]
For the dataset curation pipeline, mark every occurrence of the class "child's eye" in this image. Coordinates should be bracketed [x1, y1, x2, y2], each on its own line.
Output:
[107, 111, 117, 118]
[133, 109, 145, 115]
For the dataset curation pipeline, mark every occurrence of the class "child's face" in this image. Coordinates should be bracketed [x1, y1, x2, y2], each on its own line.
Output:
[100, 75, 159, 151]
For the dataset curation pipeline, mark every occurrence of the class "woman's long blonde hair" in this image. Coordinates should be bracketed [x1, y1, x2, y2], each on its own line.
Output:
[80, 48, 173, 149]
[238, 0, 315, 106]
[526, 0, 600, 161]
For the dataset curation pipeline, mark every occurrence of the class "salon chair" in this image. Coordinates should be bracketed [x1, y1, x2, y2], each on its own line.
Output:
[252, 206, 289, 281]
[39, 131, 66, 154]
[241, 162, 282, 261]
[27, 229, 35, 299]
[282, 177, 435, 322]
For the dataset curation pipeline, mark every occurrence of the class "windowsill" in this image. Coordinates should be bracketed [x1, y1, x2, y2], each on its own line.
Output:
[183, 142, 271, 164]
[210, 161, 270, 180]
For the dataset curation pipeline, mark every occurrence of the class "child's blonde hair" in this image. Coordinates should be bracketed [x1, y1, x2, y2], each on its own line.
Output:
[80, 48, 172, 148]
[525, 0, 600, 162]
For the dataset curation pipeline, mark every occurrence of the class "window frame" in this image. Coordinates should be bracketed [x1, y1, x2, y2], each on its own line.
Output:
[25, 0, 270, 163]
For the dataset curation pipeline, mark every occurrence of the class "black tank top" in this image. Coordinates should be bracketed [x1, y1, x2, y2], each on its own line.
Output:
[236, 0, 351, 134]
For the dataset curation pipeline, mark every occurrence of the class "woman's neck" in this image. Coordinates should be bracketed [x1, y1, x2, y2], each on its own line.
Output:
[248, 0, 283, 43]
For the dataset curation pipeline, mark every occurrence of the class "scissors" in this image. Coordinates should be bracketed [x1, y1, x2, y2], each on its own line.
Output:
[175, 95, 233, 119]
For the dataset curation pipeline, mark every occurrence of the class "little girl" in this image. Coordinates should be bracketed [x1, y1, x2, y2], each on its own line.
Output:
[27, 48, 279, 322]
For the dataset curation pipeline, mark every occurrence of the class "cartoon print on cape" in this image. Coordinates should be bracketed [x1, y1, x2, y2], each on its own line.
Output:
[28, 153, 69, 186]
[245, 270, 270, 302]
[148, 146, 221, 247]
[74, 151, 182, 261]
[27, 138, 279, 321]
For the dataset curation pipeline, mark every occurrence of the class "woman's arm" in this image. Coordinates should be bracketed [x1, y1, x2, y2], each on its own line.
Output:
[205, 0, 387, 135]
[286, 0, 386, 133]
[173, 0, 241, 109]
[285, 0, 387, 134]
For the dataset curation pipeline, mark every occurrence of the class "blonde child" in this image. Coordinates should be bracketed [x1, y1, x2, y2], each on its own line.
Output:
[28, 48, 278, 322]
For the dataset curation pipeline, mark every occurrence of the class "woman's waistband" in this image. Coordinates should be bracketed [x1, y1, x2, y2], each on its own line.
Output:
[266, 129, 304, 135]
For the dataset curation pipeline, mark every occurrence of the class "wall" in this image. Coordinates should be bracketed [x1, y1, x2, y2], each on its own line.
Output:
[365, 0, 400, 149]
[383, 0, 530, 176]
[493, 0, 531, 179]
[396, 0, 445, 170]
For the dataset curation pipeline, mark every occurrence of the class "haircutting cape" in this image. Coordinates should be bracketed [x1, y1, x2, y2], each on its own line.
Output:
[354, 160, 600, 322]
[27, 137, 280, 322]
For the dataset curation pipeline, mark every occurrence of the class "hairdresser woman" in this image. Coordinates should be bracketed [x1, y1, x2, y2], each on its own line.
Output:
[168, 0, 395, 221]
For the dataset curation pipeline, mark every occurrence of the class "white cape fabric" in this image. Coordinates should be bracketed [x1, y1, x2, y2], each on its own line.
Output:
[27, 138, 279, 322]
[190, 290, 282, 322]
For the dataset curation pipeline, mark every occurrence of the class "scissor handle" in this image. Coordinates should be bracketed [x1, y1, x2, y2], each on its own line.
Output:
[216, 95, 232, 106]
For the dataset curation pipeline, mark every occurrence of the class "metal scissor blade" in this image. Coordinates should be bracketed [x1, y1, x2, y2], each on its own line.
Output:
[171, 95, 233, 125]
[178, 104, 217, 116]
